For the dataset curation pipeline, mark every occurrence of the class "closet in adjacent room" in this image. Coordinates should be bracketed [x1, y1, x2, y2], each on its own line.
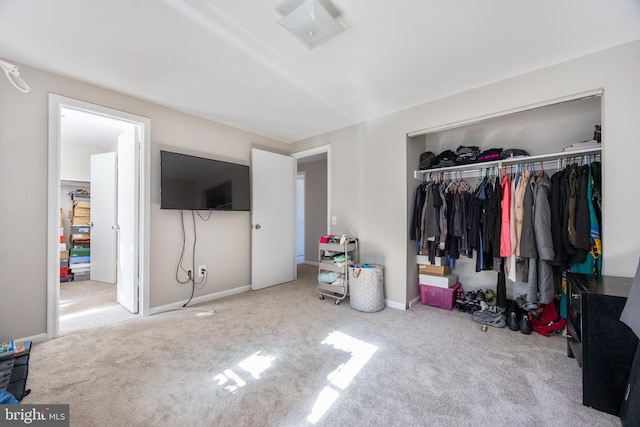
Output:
[406, 91, 603, 307]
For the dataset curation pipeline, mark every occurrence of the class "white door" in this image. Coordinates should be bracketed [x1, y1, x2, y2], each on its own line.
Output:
[90, 152, 117, 283]
[251, 148, 295, 290]
[116, 128, 139, 313]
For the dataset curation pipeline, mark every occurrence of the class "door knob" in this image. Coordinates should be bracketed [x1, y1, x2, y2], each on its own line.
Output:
[89, 221, 94, 227]
[255, 224, 261, 229]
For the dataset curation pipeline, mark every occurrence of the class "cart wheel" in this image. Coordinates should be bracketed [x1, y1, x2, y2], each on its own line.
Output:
[334, 299, 340, 305]
[319, 294, 324, 300]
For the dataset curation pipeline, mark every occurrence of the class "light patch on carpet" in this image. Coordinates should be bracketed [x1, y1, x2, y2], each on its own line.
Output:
[213, 369, 247, 393]
[59, 305, 122, 321]
[212, 351, 276, 393]
[308, 331, 378, 423]
[238, 351, 276, 379]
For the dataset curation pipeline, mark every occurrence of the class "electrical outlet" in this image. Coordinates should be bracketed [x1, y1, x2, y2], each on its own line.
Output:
[198, 265, 207, 278]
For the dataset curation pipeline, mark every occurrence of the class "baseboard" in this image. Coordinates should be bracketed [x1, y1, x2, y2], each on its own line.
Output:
[149, 285, 251, 315]
[385, 299, 407, 311]
[16, 333, 48, 344]
[407, 295, 422, 309]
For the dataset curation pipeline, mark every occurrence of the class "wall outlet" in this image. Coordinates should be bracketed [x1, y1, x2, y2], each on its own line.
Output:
[331, 216, 337, 225]
[198, 265, 207, 278]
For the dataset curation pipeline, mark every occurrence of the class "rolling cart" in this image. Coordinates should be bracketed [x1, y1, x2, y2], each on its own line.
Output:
[317, 237, 358, 305]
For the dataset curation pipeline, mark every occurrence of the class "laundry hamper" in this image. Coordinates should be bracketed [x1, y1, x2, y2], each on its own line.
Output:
[348, 264, 384, 312]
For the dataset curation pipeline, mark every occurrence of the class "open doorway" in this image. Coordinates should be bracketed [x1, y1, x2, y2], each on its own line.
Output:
[47, 95, 151, 338]
[292, 145, 330, 266]
[296, 171, 306, 264]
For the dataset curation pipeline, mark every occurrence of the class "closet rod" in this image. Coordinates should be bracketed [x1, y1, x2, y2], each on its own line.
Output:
[413, 146, 601, 180]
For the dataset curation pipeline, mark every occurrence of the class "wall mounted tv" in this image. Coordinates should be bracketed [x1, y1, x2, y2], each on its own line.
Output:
[160, 150, 250, 211]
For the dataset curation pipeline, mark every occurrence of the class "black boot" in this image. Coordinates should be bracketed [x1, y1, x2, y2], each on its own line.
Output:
[507, 310, 519, 331]
[520, 312, 532, 335]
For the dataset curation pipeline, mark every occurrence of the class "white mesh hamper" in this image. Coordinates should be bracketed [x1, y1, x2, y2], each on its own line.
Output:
[348, 264, 384, 312]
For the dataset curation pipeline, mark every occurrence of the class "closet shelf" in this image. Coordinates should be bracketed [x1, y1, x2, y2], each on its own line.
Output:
[413, 146, 601, 180]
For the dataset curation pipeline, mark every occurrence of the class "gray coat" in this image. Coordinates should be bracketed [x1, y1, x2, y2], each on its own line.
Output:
[534, 175, 555, 304]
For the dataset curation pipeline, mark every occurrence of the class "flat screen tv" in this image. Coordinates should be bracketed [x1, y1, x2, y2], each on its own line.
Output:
[160, 150, 250, 211]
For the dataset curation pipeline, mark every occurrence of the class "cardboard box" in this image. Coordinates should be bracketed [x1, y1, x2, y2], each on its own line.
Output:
[72, 207, 91, 217]
[71, 233, 91, 241]
[419, 273, 458, 288]
[71, 216, 91, 226]
[416, 255, 447, 266]
[59, 208, 63, 227]
[60, 250, 69, 260]
[420, 283, 461, 310]
[73, 201, 91, 208]
[418, 264, 451, 276]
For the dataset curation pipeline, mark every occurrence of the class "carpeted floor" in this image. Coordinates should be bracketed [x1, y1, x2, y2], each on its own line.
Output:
[60, 279, 137, 334]
[26, 264, 620, 426]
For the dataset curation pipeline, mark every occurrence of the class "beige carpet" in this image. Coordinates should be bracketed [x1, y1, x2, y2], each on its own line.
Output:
[60, 279, 137, 334]
[26, 264, 619, 426]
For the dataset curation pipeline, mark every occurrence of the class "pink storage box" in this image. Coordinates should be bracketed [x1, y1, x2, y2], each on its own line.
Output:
[420, 282, 461, 310]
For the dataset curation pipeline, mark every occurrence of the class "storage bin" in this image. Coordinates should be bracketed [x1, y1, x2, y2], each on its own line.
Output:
[420, 283, 461, 310]
[348, 264, 384, 312]
[419, 273, 458, 288]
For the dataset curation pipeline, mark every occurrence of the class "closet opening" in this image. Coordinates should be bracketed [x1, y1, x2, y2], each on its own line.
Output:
[405, 91, 603, 312]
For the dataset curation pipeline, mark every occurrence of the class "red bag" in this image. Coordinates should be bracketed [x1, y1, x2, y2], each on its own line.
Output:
[531, 300, 566, 337]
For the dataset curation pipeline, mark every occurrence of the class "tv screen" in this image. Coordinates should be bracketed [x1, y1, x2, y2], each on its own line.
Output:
[160, 150, 250, 211]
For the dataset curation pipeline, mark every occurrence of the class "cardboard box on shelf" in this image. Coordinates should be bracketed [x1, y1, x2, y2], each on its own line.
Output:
[71, 216, 91, 226]
[60, 250, 69, 260]
[418, 264, 451, 276]
[71, 233, 91, 241]
[72, 207, 91, 217]
[73, 201, 90, 208]
[419, 273, 458, 288]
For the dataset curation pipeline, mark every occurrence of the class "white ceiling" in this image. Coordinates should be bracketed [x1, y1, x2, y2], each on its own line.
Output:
[1, 0, 640, 143]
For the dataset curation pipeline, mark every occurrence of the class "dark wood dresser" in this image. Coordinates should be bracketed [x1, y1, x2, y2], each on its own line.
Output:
[566, 273, 639, 416]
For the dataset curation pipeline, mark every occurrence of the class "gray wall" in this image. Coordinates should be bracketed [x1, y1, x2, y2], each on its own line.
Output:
[291, 39, 640, 308]
[297, 159, 327, 262]
[0, 64, 286, 341]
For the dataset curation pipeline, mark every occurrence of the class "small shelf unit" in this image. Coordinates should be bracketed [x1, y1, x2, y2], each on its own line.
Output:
[317, 240, 358, 305]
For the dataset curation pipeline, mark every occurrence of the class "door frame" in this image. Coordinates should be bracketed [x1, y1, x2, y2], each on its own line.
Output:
[47, 94, 151, 339]
[291, 145, 331, 235]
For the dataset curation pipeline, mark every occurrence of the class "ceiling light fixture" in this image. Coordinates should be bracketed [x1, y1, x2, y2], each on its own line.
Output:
[278, 0, 344, 49]
[0, 59, 30, 93]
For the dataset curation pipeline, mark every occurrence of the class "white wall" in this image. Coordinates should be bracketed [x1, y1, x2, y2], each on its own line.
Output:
[291, 39, 640, 308]
[0, 64, 287, 341]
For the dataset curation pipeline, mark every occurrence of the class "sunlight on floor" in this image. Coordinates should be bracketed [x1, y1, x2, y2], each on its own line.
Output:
[239, 351, 276, 379]
[60, 305, 120, 321]
[59, 299, 74, 309]
[307, 331, 378, 424]
[213, 351, 276, 394]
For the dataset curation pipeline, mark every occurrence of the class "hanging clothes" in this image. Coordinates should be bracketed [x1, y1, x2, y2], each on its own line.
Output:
[500, 173, 511, 257]
[534, 174, 555, 304]
[572, 162, 603, 276]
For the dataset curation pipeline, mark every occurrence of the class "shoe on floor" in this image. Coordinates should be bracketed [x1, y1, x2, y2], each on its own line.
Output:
[507, 310, 519, 331]
[520, 312, 532, 335]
